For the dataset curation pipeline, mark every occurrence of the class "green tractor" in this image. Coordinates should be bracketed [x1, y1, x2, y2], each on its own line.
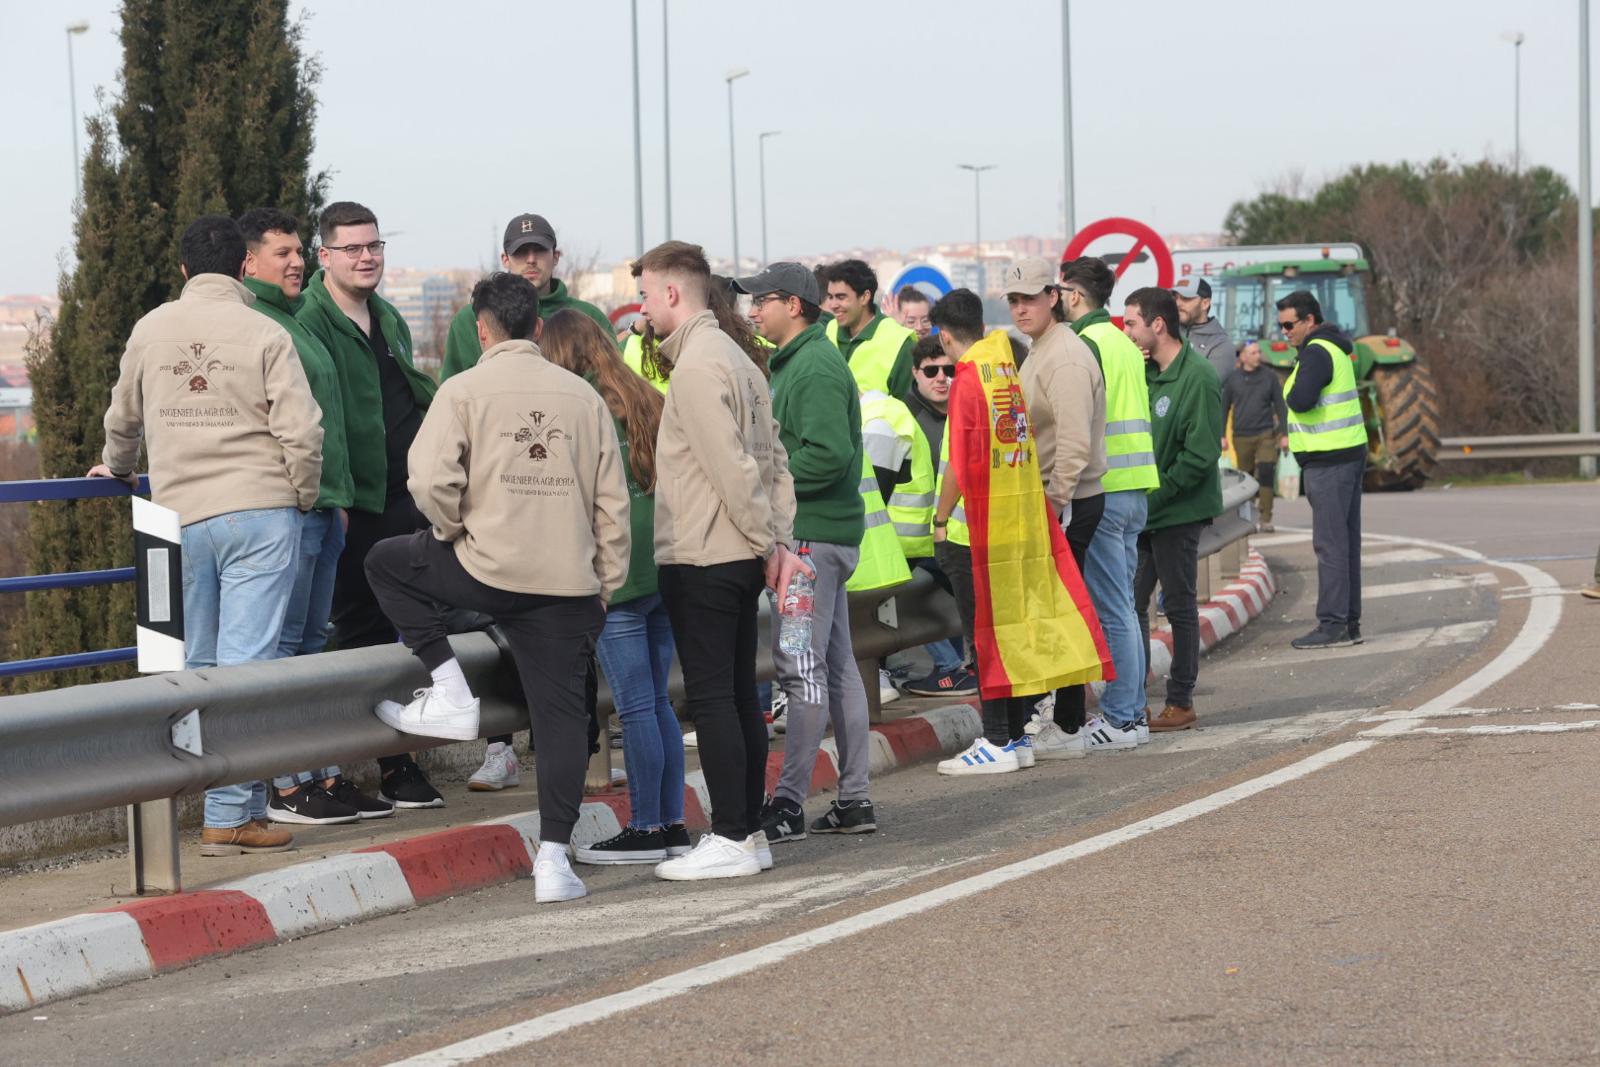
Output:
[1213, 256, 1440, 491]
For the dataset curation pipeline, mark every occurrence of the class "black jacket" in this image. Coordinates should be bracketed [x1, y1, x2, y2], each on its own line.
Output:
[903, 383, 947, 461]
[1287, 323, 1366, 467]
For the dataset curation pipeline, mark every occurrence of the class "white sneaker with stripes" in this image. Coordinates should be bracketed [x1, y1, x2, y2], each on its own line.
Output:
[1005, 735, 1035, 769]
[937, 737, 1019, 776]
[1032, 721, 1087, 760]
[1085, 715, 1138, 752]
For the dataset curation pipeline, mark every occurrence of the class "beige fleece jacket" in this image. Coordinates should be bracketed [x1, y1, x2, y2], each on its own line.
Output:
[653, 309, 796, 566]
[101, 273, 323, 525]
[407, 338, 630, 600]
[1021, 321, 1108, 511]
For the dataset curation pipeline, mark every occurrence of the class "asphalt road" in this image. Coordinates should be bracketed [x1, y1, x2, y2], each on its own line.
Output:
[3, 483, 1596, 1066]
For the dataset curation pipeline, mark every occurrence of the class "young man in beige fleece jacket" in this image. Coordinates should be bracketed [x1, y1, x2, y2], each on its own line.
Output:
[1004, 256, 1112, 755]
[635, 240, 806, 882]
[362, 272, 629, 904]
[90, 214, 324, 857]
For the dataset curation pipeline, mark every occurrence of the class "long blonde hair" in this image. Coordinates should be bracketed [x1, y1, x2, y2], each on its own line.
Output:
[541, 310, 664, 491]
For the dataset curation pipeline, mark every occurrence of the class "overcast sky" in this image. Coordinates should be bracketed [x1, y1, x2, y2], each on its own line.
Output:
[2, 0, 1596, 294]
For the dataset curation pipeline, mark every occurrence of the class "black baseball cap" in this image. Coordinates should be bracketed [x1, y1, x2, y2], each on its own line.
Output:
[731, 263, 821, 307]
[503, 213, 557, 255]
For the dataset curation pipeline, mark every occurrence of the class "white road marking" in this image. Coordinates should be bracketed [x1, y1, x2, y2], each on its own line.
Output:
[1363, 573, 1498, 599]
[1408, 720, 1600, 737]
[1361, 548, 1446, 566]
[1144, 708, 1377, 753]
[1248, 533, 1311, 548]
[1362, 702, 1600, 722]
[1272, 620, 1493, 664]
[381, 528, 1563, 1066]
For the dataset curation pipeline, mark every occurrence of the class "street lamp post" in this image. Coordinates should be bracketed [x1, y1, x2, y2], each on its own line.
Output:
[662, 0, 672, 239]
[629, 0, 644, 256]
[1502, 30, 1525, 174]
[958, 164, 996, 287]
[759, 130, 780, 266]
[1579, 2, 1595, 478]
[66, 20, 89, 206]
[725, 68, 749, 273]
[1061, 0, 1075, 239]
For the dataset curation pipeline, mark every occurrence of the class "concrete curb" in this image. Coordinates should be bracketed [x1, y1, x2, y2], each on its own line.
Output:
[0, 704, 984, 1015]
[0, 550, 1275, 1015]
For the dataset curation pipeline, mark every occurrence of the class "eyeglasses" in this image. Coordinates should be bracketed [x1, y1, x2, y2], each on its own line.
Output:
[326, 241, 386, 259]
[1277, 318, 1301, 333]
[918, 365, 956, 379]
[748, 292, 787, 308]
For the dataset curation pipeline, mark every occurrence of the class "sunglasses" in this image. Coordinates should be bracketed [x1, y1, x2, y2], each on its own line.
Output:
[919, 365, 956, 379]
[1277, 318, 1301, 333]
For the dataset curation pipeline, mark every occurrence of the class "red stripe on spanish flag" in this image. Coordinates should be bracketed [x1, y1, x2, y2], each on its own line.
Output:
[949, 330, 1113, 700]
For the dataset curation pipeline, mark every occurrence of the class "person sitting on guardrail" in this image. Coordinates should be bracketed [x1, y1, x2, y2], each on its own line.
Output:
[1122, 287, 1223, 734]
[237, 207, 393, 827]
[90, 213, 324, 858]
[364, 272, 631, 905]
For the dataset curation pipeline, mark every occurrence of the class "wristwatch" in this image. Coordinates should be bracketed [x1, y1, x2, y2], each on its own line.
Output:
[933, 519, 949, 529]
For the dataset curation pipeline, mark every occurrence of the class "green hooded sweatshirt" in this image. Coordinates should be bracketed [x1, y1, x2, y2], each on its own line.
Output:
[1145, 342, 1223, 530]
[768, 322, 865, 546]
[242, 276, 354, 511]
[297, 270, 437, 513]
[441, 279, 614, 381]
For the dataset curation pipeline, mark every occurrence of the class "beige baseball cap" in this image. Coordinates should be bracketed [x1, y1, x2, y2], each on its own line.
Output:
[1002, 257, 1057, 296]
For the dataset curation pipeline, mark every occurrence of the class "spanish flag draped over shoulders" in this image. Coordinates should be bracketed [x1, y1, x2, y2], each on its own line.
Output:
[949, 329, 1113, 699]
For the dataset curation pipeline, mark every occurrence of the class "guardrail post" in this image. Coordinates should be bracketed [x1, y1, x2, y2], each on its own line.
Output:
[128, 800, 180, 895]
[860, 657, 882, 723]
[1220, 535, 1244, 580]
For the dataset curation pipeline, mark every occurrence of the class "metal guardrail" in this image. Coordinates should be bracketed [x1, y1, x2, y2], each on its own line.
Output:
[1437, 433, 1600, 461]
[0, 475, 153, 677]
[0, 469, 1257, 891]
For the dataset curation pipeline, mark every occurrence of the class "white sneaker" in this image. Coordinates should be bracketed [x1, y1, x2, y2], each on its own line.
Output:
[879, 668, 901, 704]
[1032, 721, 1087, 760]
[468, 741, 519, 791]
[1084, 715, 1138, 752]
[683, 731, 697, 749]
[745, 831, 774, 871]
[771, 689, 788, 734]
[937, 737, 1019, 776]
[533, 848, 587, 903]
[1023, 692, 1056, 735]
[1134, 715, 1151, 745]
[654, 833, 761, 881]
[375, 687, 480, 741]
[1005, 735, 1035, 769]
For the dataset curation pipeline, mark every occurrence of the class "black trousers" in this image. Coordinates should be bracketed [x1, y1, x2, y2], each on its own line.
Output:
[935, 539, 1032, 745]
[365, 532, 604, 845]
[658, 559, 766, 840]
[335, 493, 429, 775]
[1134, 521, 1204, 710]
[1052, 492, 1105, 731]
[1303, 458, 1364, 629]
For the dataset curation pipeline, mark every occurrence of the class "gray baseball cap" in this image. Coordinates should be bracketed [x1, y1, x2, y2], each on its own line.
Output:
[732, 262, 820, 307]
[1172, 275, 1212, 300]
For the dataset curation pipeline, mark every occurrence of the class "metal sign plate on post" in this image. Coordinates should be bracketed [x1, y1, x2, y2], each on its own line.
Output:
[130, 495, 184, 894]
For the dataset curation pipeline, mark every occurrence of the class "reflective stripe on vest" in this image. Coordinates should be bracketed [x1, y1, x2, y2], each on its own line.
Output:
[847, 449, 912, 592]
[861, 390, 934, 558]
[936, 426, 970, 547]
[1285, 338, 1367, 453]
[827, 316, 915, 395]
[622, 333, 670, 395]
[1081, 320, 1161, 493]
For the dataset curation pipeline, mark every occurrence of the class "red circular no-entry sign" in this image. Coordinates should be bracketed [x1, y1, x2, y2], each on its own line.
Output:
[1061, 217, 1174, 327]
[608, 302, 642, 326]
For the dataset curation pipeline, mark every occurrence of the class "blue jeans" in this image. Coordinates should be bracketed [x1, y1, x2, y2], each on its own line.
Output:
[595, 593, 684, 830]
[924, 637, 963, 674]
[1083, 490, 1148, 726]
[182, 507, 303, 828]
[273, 507, 345, 789]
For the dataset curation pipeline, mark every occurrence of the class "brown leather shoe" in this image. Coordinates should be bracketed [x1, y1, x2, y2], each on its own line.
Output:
[1582, 584, 1600, 601]
[200, 823, 294, 857]
[1149, 704, 1197, 732]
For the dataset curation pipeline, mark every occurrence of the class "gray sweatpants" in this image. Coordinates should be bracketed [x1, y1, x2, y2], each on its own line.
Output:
[772, 541, 871, 806]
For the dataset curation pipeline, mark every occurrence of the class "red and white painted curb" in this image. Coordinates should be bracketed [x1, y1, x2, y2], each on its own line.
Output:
[0, 705, 982, 1015]
[0, 552, 1275, 1015]
[1142, 548, 1277, 685]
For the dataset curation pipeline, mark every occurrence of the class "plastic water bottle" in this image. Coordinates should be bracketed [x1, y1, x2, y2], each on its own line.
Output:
[777, 546, 815, 656]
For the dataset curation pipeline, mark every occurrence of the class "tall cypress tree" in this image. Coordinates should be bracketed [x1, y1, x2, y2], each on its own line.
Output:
[12, 0, 326, 690]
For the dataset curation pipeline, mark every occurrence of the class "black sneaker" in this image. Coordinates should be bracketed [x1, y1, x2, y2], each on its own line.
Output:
[1290, 624, 1354, 650]
[760, 796, 807, 843]
[810, 799, 877, 835]
[902, 667, 979, 698]
[1347, 622, 1364, 645]
[267, 784, 360, 825]
[380, 760, 446, 809]
[664, 823, 693, 857]
[575, 826, 666, 865]
[327, 777, 393, 819]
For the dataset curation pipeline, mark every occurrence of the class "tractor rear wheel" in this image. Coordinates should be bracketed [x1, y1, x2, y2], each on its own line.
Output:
[1363, 361, 1440, 491]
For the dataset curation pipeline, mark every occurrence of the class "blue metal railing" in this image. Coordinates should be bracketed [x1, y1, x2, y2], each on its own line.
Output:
[0, 475, 152, 678]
